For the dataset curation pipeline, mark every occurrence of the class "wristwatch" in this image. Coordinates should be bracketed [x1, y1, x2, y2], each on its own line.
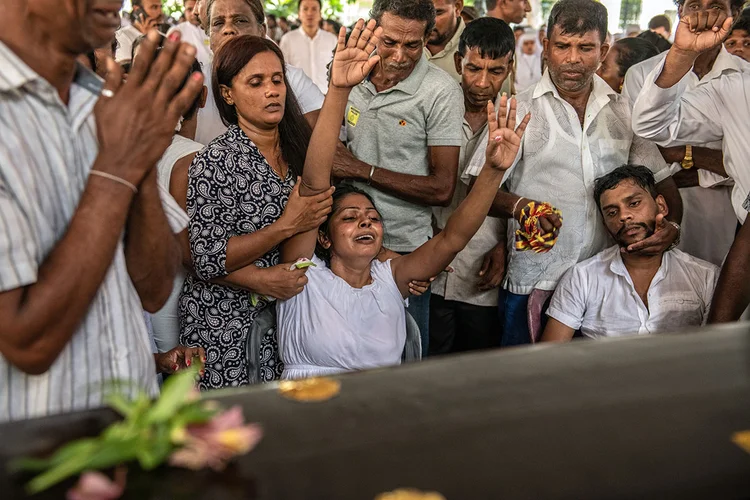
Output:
[681, 145, 694, 170]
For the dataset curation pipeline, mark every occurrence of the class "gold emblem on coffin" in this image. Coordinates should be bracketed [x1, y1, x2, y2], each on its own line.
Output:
[278, 377, 342, 402]
[375, 488, 447, 500]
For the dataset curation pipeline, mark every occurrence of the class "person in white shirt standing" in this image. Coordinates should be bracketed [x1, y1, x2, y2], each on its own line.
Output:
[196, 0, 325, 145]
[168, 0, 212, 71]
[463, 0, 683, 347]
[542, 165, 718, 342]
[279, 0, 338, 94]
[622, 0, 748, 268]
[429, 18, 515, 355]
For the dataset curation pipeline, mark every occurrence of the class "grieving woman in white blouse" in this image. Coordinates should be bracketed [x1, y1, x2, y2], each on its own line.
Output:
[541, 165, 719, 342]
[276, 19, 531, 380]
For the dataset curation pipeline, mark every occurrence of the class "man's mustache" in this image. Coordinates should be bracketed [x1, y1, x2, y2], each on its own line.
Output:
[616, 222, 655, 240]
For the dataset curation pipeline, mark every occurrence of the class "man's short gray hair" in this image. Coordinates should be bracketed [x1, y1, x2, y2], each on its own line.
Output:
[370, 0, 436, 37]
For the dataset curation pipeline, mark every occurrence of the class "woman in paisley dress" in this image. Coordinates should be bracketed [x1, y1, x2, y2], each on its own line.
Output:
[179, 35, 334, 390]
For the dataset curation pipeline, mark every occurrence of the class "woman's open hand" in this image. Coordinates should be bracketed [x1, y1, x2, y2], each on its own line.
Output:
[485, 94, 531, 171]
[330, 19, 383, 89]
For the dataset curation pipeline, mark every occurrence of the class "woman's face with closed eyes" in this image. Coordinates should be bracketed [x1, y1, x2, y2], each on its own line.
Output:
[219, 51, 287, 130]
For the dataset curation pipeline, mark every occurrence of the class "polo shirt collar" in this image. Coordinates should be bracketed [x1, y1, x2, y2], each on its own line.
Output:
[365, 53, 430, 96]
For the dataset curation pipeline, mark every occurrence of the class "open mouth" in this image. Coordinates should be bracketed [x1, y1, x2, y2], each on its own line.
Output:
[354, 234, 375, 242]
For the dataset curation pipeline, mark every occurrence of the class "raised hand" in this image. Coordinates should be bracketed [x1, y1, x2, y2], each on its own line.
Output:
[330, 19, 383, 89]
[94, 30, 203, 187]
[673, 11, 733, 55]
[485, 94, 531, 171]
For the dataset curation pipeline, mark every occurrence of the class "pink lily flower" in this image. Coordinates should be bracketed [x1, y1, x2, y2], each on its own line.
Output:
[169, 406, 263, 471]
[67, 467, 126, 500]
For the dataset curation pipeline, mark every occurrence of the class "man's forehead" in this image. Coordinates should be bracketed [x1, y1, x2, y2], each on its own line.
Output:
[432, 0, 455, 9]
[464, 47, 512, 66]
[380, 12, 427, 36]
[549, 25, 601, 43]
[212, 0, 251, 16]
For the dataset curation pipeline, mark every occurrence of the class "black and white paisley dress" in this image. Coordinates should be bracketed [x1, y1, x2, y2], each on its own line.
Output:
[179, 125, 294, 390]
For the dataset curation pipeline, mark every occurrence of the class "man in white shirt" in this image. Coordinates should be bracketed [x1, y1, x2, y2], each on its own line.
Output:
[632, 9, 749, 225]
[622, 0, 748, 267]
[464, 0, 682, 346]
[429, 18, 515, 354]
[167, 0, 212, 71]
[0, 1, 204, 422]
[279, 0, 338, 94]
[542, 165, 718, 342]
[115, 0, 165, 62]
[196, 0, 324, 145]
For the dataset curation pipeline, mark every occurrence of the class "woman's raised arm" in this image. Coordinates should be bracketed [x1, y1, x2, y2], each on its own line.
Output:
[282, 19, 383, 262]
[391, 96, 531, 297]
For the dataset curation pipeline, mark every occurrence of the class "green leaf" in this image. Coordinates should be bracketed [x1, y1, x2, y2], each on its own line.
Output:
[25, 441, 100, 494]
[293, 260, 316, 269]
[145, 366, 199, 424]
[104, 392, 136, 418]
[136, 424, 174, 470]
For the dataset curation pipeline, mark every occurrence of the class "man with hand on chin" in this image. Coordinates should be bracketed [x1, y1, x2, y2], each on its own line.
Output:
[542, 165, 718, 342]
[463, 0, 682, 347]
[0, 0, 205, 422]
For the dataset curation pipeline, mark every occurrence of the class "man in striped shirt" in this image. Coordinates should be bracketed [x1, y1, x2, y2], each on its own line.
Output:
[0, 0, 205, 422]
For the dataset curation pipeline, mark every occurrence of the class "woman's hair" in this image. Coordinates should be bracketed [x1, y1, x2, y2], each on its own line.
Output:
[613, 37, 659, 78]
[315, 185, 383, 265]
[212, 35, 311, 178]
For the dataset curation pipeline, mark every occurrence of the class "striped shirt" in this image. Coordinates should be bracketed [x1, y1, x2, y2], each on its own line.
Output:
[0, 42, 189, 422]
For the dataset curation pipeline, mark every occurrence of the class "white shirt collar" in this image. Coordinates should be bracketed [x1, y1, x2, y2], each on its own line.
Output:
[609, 245, 669, 288]
[532, 69, 617, 102]
[702, 46, 748, 82]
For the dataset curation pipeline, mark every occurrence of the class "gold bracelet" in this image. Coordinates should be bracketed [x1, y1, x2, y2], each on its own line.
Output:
[89, 170, 138, 194]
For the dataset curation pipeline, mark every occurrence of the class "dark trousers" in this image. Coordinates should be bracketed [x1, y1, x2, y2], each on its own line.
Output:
[407, 290, 431, 358]
[428, 293, 501, 355]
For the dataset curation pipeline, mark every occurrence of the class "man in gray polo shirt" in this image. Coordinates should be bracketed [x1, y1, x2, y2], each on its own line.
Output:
[333, 0, 464, 354]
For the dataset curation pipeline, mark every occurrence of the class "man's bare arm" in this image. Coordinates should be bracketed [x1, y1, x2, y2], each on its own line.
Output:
[333, 144, 460, 207]
[709, 220, 750, 323]
[125, 169, 182, 312]
[659, 146, 726, 177]
[0, 31, 204, 375]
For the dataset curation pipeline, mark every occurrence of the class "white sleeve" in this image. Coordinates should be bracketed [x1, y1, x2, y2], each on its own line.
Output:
[286, 64, 324, 114]
[628, 134, 671, 184]
[115, 30, 134, 62]
[545, 265, 587, 330]
[632, 57, 724, 146]
[157, 184, 189, 234]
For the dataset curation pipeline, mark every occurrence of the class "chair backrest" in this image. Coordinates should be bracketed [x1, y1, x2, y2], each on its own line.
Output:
[527, 289, 554, 343]
[246, 302, 277, 385]
[402, 309, 422, 362]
